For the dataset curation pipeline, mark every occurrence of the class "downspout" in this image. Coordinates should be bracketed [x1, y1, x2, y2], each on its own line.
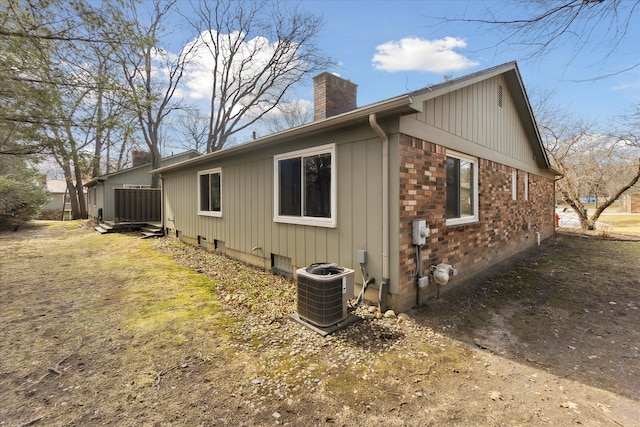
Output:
[158, 173, 165, 235]
[369, 114, 389, 311]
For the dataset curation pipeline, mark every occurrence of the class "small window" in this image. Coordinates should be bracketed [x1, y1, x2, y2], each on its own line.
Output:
[524, 172, 529, 201]
[123, 184, 151, 189]
[274, 144, 336, 228]
[512, 169, 517, 201]
[198, 168, 222, 217]
[446, 151, 478, 226]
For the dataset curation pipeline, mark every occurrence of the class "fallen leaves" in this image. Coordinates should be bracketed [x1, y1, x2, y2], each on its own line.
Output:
[489, 390, 503, 401]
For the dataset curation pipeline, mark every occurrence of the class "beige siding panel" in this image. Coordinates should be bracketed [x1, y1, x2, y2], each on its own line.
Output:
[249, 161, 258, 252]
[350, 139, 367, 266]
[365, 138, 383, 276]
[162, 123, 387, 285]
[304, 226, 316, 264]
[457, 87, 466, 140]
[409, 75, 539, 169]
[434, 96, 443, 129]
[450, 92, 457, 134]
[256, 159, 266, 255]
[287, 225, 296, 266]
[425, 98, 435, 127]
[296, 225, 307, 267]
[337, 142, 353, 268]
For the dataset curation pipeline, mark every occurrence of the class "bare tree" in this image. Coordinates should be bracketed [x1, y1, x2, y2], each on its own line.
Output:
[262, 100, 313, 134]
[436, 0, 640, 79]
[172, 111, 209, 153]
[536, 98, 640, 230]
[115, 0, 195, 187]
[186, 0, 335, 152]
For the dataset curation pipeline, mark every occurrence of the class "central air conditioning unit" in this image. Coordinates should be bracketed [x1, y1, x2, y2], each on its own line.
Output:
[296, 263, 354, 328]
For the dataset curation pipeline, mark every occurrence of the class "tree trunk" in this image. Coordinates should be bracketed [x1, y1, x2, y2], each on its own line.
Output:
[61, 161, 81, 220]
[72, 150, 88, 219]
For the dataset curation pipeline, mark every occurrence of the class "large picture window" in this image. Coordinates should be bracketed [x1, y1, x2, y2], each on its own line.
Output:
[446, 152, 478, 226]
[198, 168, 222, 217]
[274, 144, 336, 227]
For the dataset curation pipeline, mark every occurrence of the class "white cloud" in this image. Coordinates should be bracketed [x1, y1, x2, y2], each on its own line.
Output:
[182, 30, 301, 102]
[611, 81, 640, 91]
[372, 36, 479, 73]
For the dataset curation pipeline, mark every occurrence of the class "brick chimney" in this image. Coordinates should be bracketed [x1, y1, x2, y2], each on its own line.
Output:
[313, 72, 357, 121]
[132, 150, 152, 167]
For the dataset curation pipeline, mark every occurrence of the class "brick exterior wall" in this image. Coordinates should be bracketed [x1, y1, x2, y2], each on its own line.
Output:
[391, 134, 555, 311]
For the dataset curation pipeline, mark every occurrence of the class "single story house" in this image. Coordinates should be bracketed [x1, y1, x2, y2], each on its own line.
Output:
[38, 179, 72, 220]
[620, 190, 640, 213]
[85, 150, 200, 223]
[152, 61, 557, 312]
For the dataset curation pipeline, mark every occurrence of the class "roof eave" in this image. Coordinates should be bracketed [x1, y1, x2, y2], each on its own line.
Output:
[152, 95, 418, 175]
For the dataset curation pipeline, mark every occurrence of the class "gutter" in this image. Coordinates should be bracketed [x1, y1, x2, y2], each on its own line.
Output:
[151, 94, 416, 176]
[368, 113, 390, 311]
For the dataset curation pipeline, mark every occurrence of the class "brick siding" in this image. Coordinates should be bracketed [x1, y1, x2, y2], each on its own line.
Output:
[390, 134, 555, 311]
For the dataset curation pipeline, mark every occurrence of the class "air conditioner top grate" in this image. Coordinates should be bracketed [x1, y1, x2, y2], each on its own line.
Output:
[305, 262, 344, 276]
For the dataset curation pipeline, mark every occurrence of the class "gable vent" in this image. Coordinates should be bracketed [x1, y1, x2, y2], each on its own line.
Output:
[498, 85, 503, 108]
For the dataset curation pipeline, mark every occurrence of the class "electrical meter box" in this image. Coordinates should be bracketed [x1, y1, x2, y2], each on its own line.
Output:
[411, 219, 429, 245]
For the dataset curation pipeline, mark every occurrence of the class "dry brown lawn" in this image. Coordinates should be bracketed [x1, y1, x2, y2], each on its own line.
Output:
[1, 221, 639, 426]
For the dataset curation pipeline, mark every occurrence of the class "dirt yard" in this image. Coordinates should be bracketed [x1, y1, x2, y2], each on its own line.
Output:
[1, 221, 639, 426]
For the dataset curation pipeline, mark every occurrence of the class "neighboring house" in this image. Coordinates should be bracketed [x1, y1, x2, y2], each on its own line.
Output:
[85, 150, 200, 223]
[152, 62, 558, 312]
[38, 179, 70, 220]
[620, 189, 640, 213]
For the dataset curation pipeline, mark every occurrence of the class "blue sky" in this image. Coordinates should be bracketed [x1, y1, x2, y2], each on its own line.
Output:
[159, 0, 639, 153]
[287, 0, 640, 129]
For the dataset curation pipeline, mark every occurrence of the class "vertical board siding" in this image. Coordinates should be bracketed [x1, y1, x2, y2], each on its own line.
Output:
[162, 128, 385, 285]
[419, 75, 535, 164]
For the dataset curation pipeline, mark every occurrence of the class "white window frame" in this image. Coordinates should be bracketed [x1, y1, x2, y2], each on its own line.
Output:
[445, 150, 479, 227]
[512, 169, 518, 201]
[198, 167, 222, 217]
[524, 172, 529, 201]
[123, 184, 151, 189]
[274, 143, 337, 228]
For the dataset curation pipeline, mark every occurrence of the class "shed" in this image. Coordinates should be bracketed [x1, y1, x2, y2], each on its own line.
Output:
[38, 179, 71, 220]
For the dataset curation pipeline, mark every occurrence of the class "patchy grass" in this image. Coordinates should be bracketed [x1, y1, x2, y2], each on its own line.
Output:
[2, 221, 640, 426]
[599, 214, 640, 235]
[0, 221, 239, 426]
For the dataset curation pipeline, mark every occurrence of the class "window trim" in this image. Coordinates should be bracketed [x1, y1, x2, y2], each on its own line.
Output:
[524, 171, 529, 201]
[197, 167, 222, 217]
[273, 143, 337, 228]
[445, 150, 479, 227]
[512, 169, 518, 201]
[122, 184, 151, 189]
